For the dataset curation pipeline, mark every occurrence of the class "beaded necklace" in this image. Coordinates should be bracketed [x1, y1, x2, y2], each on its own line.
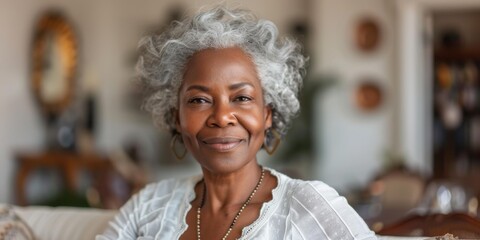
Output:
[196, 167, 265, 240]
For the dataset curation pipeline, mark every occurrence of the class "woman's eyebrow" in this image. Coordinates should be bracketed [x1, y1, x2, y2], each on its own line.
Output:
[186, 85, 210, 92]
[229, 82, 255, 90]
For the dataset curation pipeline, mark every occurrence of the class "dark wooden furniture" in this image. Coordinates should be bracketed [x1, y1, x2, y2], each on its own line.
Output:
[15, 151, 113, 206]
[377, 213, 480, 238]
[432, 47, 480, 183]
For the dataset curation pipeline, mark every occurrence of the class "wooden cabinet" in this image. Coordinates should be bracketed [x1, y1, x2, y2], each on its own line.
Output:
[432, 47, 480, 190]
[15, 151, 129, 208]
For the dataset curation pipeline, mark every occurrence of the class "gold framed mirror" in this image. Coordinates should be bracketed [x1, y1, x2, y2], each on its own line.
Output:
[32, 11, 78, 116]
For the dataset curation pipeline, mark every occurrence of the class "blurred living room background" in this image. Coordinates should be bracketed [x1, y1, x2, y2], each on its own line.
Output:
[1, 0, 480, 233]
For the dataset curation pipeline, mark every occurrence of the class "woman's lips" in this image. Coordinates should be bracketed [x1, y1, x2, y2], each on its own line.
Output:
[201, 137, 243, 152]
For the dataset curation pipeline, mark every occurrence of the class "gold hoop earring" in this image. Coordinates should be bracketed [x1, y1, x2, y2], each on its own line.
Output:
[264, 129, 280, 155]
[171, 134, 187, 160]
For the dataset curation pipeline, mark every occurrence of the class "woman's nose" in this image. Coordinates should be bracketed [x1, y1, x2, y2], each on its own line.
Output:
[207, 100, 237, 128]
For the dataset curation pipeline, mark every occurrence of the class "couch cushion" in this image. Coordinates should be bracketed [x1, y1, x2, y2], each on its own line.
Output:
[0, 204, 34, 240]
[13, 206, 116, 240]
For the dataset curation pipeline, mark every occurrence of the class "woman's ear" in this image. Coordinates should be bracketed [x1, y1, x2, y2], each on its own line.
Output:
[264, 106, 272, 129]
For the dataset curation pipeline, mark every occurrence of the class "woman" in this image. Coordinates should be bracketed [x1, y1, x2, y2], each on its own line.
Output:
[98, 6, 376, 240]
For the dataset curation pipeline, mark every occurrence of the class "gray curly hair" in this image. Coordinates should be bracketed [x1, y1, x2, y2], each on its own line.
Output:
[137, 6, 307, 144]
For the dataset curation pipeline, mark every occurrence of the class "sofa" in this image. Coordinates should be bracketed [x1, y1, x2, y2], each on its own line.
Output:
[1, 205, 115, 240]
[0, 205, 430, 240]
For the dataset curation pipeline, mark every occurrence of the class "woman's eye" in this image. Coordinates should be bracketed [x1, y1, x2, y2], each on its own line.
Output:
[188, 97, 210, 104]
[234, 96, 252, 102]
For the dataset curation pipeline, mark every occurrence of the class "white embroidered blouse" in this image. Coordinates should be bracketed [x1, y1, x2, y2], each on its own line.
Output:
[97, 168, 377, 240]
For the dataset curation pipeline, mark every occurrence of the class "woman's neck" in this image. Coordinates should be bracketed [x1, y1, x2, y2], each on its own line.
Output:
[200, 162, 262, 214]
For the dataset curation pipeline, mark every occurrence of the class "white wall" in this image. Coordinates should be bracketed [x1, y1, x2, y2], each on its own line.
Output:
[310, 0, 396, 191]
[0, 0, 306, 203]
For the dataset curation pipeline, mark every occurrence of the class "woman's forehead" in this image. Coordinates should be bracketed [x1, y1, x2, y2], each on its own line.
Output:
[182, 47, 261, 88]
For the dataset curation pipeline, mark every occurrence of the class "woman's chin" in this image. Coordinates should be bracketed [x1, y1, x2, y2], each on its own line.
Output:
[197, 156, 257, 176]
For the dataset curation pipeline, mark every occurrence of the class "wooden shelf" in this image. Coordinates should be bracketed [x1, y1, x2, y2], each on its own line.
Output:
[435, 47, 480, 60]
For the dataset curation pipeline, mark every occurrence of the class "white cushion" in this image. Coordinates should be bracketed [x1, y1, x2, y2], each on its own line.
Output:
[13, 206, 116, 240]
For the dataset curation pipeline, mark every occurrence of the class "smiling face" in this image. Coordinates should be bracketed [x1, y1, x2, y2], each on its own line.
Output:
[176, 47, 272, 174]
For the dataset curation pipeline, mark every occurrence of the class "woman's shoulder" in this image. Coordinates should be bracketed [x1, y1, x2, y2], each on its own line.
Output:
[275, 174, 377, 239]
[288, 178, 341, 201]
[270, 170, 350, 215]
[269, 169, 339, 200]
[135, 176, 199, 203]
[96, 176, 199, 239]
[282, 177, 349, 214]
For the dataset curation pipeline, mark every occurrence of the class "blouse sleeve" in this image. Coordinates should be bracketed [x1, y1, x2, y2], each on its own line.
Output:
[288, 180, 377, 240]
[96, 183, 156, 240]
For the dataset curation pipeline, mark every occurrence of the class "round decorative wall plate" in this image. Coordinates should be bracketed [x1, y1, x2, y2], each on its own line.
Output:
[354, 80, 384, 112]
[355, 17, 381, 52]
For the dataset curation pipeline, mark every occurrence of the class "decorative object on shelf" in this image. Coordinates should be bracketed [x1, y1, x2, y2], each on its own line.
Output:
[464, 61, 478, 84]
[436, 63, 453, 89]
[441, 101, 462, 130]
[355, 17, 381, 52]
[416, 180, 477, 216]
[77, 92, 97, 154]
[440, 29, 462, 49]
[55, 111, 77, 150]
[354, 79, 384, 112]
